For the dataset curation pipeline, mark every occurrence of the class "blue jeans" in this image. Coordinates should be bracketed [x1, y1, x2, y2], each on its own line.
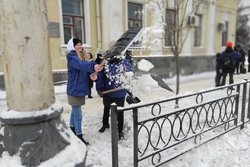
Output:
[69, 106, 82, 135]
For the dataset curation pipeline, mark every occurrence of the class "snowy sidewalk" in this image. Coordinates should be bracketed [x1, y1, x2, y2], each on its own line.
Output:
[74, 71, 250, 114]
[1, 71, 250, 167]
[58, 71, 250, 167]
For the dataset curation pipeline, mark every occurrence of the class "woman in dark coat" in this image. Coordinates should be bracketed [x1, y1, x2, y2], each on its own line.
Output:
[95, 55, 134, 140]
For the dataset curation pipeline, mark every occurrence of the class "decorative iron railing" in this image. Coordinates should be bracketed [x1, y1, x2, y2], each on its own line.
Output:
[110, 79, 250, 167]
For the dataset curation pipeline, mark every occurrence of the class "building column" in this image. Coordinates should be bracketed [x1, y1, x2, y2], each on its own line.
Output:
[182, 0, 193, 55]
[207, 0, 216, 54]
[101, 0, 123, 49]
[0, 0, 86, 166]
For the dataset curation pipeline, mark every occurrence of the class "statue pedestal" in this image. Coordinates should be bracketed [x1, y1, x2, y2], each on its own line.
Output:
[0, 102, 87, 166]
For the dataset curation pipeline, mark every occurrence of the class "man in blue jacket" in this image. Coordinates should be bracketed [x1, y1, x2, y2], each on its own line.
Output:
[220, 41, 241, 87]
[95, 52, 134, 140]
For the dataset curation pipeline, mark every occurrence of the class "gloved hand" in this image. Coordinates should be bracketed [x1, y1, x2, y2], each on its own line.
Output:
[90, 74, 97, 81]
[94, 64, 103, 72]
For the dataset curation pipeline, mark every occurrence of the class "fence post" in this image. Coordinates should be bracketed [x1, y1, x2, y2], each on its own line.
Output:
[240, 80, 247, 129]
[247, 80, 250, 119]
[133, 108, 139, 167]
[111, 104, 118, 167]
[234, 85, 240, 126]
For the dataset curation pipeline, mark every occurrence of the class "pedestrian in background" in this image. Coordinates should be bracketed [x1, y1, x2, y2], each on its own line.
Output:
[239, 47, 246, 73]
[215, 53, 222, 87]
[248, 49, 250, 72]
[220, 41, 241, 88]
[234, 46, 241, 75]
[66, 37, 102, 145]
[86, 52, 94, 98]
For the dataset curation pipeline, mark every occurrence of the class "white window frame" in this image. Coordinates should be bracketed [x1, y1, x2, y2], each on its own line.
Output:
[221, 21, 229, 47]
[125, 1, 147, 49]
[58, 0, 91, 55]
[164, 8, 175, 47]
[193, 14, 202, 47]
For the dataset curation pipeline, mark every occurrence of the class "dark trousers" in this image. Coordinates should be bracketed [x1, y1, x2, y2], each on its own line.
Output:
[102, 95, 125, 133]
[235, 62, 240, 74]
[88, 87, 92, 96]
[221, 72, 234, 85]
[215, 72, 222, 86]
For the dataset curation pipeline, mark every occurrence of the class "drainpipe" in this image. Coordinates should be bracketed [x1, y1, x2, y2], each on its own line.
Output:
[96, 0, 102, 50]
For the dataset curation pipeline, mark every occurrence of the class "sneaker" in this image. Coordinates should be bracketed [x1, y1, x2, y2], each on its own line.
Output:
[88, 95, 93, 98]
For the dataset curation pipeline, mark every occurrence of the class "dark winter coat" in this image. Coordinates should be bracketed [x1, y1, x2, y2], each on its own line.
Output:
[66, 50, 96, 96]
[219, 47, 241, 73]
[239, 49, 246, 63]
[215, 53, 222, 74]
[248, 50, 250, 63]
[95, 58, 133, 98]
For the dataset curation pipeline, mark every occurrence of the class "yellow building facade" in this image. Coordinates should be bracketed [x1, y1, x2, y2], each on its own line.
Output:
[0, 0, 239, 73]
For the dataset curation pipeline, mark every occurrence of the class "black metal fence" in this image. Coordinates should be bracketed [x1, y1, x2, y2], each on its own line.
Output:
[110, 79, 250, 167]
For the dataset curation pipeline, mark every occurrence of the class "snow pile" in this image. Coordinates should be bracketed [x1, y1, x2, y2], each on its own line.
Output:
[137, 59, 154, 72]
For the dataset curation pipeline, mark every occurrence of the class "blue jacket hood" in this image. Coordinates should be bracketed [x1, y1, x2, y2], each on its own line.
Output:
[95, 58, 133, 98]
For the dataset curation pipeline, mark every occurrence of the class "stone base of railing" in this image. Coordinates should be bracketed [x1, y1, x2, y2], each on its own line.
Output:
[0, 103, 87, 166]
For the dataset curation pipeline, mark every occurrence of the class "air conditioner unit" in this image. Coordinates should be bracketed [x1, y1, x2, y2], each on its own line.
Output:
[188, 15, 200, 27]
[218, 21, 226, 32]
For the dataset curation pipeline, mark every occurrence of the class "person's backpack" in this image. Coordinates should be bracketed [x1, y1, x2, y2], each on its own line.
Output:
[240, 67, 247, 74]
[223, 52, 233, 68]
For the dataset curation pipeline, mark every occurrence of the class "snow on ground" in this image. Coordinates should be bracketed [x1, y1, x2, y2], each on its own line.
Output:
[0, 71, 250, 166]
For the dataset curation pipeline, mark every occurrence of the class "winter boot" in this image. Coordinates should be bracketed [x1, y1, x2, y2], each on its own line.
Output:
[118, 131, 124, 140]
[70, 126, 76, 135]
[98, 124, 110, 133]
[76, 134, 90, 146]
